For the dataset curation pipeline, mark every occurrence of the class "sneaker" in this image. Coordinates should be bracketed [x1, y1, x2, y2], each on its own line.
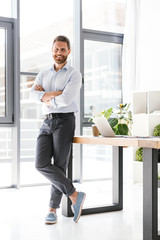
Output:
[72, 192, 86, 223]
[45, 212, 57, 224]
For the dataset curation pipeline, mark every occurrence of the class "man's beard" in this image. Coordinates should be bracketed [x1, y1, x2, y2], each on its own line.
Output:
[53, 55, 67, 64]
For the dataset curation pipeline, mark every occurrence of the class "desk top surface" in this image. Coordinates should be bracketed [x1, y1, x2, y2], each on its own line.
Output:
[73, 136, 160, 149]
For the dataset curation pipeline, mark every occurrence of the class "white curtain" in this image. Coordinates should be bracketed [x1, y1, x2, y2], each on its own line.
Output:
[122, 0, 140, 104]
[122, 0, 141, 184]
[123, 0, 160, 97]
[122, 0, 160, 183]
[138, 0, 160, 90]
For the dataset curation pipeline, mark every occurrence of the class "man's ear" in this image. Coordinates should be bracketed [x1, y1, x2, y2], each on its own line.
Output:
[68, 49, 71, 55]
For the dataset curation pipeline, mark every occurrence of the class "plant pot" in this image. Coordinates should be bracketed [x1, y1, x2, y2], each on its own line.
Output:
[92, 125, 99, 136]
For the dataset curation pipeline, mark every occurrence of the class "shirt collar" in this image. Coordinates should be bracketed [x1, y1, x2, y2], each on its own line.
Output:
[50, 62, 69, 72]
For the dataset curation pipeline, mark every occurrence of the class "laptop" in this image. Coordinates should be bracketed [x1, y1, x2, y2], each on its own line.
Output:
[93, 116, 115, 137]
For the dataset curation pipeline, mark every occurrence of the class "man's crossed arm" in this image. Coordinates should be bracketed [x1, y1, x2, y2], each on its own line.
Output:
[34, 85, 62, 106]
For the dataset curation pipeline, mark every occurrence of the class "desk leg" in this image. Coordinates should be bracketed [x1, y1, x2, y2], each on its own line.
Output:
[143, 148, 160, 240]
[62, 145, 124, 217]
[112, 146, 123, 209]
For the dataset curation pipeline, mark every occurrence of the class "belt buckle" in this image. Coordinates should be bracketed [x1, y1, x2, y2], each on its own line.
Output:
[49, 113, 53, 119]
[46, 114, 51, 119]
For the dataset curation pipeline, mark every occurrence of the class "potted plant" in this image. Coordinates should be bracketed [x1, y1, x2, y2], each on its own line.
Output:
[133, 123, 160, 184]
[133, 147, 143, 184]
[113, 103, 132, 136]
[136, 147, 143, 162]
[89, 103, 132, 136]
[134, 147, 160, 186]
[153, 124, 160, 137]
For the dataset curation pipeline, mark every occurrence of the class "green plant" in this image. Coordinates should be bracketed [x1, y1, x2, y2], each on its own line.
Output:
[135, 147, 160, 181]
[153, 124, 160, 136]
[136, 147, 143, 162]
[113, 103, 132, 135]
[89, 103, 132, 136]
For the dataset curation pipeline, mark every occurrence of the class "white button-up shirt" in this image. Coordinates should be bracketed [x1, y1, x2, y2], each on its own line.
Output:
[30, 63, 82, 114]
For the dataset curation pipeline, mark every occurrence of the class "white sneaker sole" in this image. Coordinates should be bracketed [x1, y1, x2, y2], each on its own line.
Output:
[45, 220, 57, 224]
[71, 204, 74, 213]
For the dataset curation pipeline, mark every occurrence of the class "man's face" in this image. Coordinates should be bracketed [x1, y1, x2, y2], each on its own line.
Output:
[52, 41, 71, 64]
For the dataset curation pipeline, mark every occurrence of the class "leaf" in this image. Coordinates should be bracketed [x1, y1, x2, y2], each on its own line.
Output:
[136, 147, 143, 161]
[104, 108, 113, 120]
[117, 124, 129, 135]
[121, 103, 127, 109]
[112, 127, 118, 134]
[108, 118, 118, 128]
[125, 103, 131, 111]
[88, 117, 93, 122]
[119, 116, 124, 120]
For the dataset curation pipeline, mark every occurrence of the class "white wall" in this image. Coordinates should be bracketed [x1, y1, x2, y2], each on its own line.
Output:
[122, 0, 160, 184]
[137, 0, 160, 90]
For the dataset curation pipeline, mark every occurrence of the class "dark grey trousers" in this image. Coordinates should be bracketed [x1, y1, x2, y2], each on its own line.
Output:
[35, 113, 76, 209]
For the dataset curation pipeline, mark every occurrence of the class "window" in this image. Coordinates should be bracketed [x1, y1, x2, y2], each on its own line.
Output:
[0, 0, 11, 18]
[82, 34, 123, 184]
[79, 1, 125, 184]
[83, 0, 126, 33]
[0, 21, 14, 124]
[73, 0, 126, 208]
[20, 0, 74, 185]
[20, 74, 48, 185]
[0, 28, 5, 117]
[84, 39, 122, 120]
[0, 127, 12, 187]
[20, 0, 73, 73]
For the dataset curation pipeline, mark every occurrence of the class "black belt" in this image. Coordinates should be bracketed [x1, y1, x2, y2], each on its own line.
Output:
[45, 112, 74, 119]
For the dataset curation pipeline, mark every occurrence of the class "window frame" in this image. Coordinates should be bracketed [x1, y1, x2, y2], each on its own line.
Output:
[0, 19, 14, 125]
[73, 0, 124, 183]
[81, 29, 123, 127]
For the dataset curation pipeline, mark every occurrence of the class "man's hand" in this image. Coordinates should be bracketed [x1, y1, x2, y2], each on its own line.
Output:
[44, 100, 53, 106]
[41, 91, 63, 102]
[34, 84, 63, 102]
[35, 85, 44, 91]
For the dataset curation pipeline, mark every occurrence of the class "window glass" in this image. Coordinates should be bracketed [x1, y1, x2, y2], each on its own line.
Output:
[0, 22, 13, 124]
[0, 128, 12, 187]
[0, 29, 5, 117]
[84, 39, 122, 119]
[20, 75, 49, 185]
[20, 0, 73, 72]
[0, 0, 11, 18]
[83, 127, 112, 181]
[20, 0, 73, 185]
[82, 127, 113, 207]
[82, 38, 122, 186]
[83, 0, 126, 33]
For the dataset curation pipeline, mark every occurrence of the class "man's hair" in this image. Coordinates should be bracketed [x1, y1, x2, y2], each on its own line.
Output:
[53, 35, 71, 50]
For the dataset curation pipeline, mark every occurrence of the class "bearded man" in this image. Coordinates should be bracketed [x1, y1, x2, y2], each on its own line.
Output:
[30, 35, 86, 224]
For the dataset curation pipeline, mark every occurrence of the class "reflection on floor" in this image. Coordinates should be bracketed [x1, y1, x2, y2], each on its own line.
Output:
[0, 182, 149, 240]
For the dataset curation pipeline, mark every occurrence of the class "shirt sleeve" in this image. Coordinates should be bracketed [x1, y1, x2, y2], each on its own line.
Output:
[50, 70, 82, 108]
[30, 72, 45, 102]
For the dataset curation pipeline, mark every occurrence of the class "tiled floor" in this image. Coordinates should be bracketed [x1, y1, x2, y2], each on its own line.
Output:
[0, 182, 146, 240]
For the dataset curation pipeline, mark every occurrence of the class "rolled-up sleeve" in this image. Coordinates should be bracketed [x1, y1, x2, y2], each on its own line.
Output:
[50, 71, 82, 108]
[30, 72, 45, 102]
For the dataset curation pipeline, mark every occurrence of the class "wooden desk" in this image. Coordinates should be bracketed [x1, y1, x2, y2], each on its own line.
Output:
[62, 136, 160, 240]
